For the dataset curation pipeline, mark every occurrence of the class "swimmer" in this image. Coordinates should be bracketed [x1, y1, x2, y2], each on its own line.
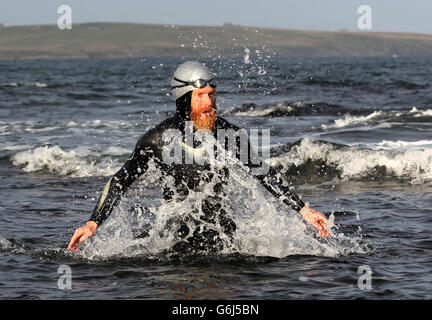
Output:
[67, 61, 330, 253]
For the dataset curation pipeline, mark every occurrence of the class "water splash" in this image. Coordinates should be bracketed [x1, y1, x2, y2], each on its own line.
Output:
[75, 135, 367, 261]
[244, 48, 251, 64]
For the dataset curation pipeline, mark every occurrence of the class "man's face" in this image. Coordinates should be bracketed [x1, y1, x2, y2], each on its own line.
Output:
[190, 86, 217, 131]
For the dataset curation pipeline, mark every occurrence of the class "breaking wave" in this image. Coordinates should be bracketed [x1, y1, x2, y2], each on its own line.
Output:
[321, 107, 432, 129]
[224, 101, 432, 128]
[0, 82, 48, 88]
[10, 136, 432, 184]
[11, 145, 122, 177]
[302, 77, 429, 90]
[224, 101, 356, 117]
[270, 138, 432, 184]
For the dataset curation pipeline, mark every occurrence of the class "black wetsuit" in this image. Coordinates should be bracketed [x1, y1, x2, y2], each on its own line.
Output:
[89, 92, 305, 253]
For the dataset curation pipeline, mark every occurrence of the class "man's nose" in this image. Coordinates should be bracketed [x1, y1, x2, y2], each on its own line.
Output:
[201, 93, 213, 107]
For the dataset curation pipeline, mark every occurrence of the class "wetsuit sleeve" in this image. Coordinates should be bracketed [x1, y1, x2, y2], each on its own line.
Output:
[218, 117, 305, 212]
[253, 165, 305, 212]
[241, 137, 305, 212]
[88, 136, 155, 226]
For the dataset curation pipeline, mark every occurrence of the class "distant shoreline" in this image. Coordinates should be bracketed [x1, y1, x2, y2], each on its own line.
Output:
[1, 22, 431, 60]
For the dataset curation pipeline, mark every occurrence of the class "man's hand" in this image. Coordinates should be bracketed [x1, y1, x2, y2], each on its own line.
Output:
[67, 221, 98, 252]
[299, 206, 330, 238]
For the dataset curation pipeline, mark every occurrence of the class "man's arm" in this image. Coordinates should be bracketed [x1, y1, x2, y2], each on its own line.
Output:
[88, 143, 152, 226]
[224, 120, 330, 238]
[67, 135, 155, 251]
[253, 165, 330, 238]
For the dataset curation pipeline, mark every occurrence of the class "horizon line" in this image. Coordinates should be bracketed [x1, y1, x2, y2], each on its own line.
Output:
[1, 21, 431, 37]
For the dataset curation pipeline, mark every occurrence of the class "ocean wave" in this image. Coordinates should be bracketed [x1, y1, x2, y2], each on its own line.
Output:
[303, 77, 368, 87]
[65, 119, 135, 129]
[269, 138, 432, 184]
[410, 107, 432, 117]
[102, 146, 132, 156]
[0, 82, 48, 88]
[225, 100, 432, 124]
[224, 102, 297, 117]
[321, 111, 383, 129]
[10, 138, 432, 184]
[11, 145, 121, 177]
[0, 82, 18, 87]
[224, 101, 353, 117]
[321, 107, 432, 129]
[0, 119, 136, 137]
[303, 77, 428, 90]
[0, 236, 12, 250]
[364, 140, 432, 151]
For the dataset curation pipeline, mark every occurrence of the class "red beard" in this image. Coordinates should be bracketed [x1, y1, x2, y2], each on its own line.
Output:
[190, 109, 217, 131]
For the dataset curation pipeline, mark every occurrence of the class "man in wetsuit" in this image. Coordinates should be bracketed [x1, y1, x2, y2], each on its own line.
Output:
[67, 61, 330, 253]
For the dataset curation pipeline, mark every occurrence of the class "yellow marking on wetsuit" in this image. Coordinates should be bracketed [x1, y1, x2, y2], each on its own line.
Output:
[127, 151, 135, 161]
[179, 139, 207, 159]
[95, 177, 113, 216]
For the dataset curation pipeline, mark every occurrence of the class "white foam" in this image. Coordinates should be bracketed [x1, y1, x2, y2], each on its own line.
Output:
[227, 102, 295, 117]
[244, 48, 251, 64]
[0, 119, 138, 138]
[102, 146, 132, 156]
[24, 126, 60, 133]
[410, 107, 432, 117]
[34, 82, 48, 88]
[1, 144, 33, 151]
[368, 140, 432, 151]
[67, 119, 134, 130]
[0, 82, 48, 87]
[12, 145, 121, 177]
[321, 111, 383, 129]
[0, 236, 12, 249]
[66, 121, 78, 127]
[322, 108, 432, 130]
[0, 82, 18, 87]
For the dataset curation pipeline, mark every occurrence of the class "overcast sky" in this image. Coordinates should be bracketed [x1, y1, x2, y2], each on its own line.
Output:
[1, 0, 431, 34]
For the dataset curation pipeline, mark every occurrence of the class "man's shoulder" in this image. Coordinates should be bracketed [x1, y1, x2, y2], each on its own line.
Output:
[215, 116, 242, 131]
[146, 117, 177, 134]
[135, 117, 177, 149]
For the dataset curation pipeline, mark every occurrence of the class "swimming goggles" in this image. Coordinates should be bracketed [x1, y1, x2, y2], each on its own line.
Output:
[172, 77, 216, 89]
